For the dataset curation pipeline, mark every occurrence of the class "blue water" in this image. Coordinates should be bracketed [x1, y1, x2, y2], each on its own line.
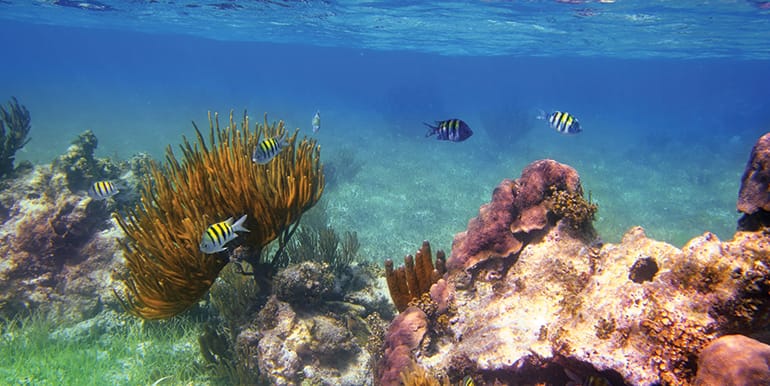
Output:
[1, 1, 770, 258]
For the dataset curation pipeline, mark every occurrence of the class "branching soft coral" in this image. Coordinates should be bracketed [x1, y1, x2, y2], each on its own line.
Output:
[115, 111, 324, 319]
[0, 97, 31, 179]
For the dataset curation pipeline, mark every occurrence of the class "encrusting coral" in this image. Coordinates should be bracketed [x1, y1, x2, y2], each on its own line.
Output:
[0, 96, 31, 179]
[114, 111, 324, 320]
[385, 240, 447, 312]
[546, 184, 597, 230]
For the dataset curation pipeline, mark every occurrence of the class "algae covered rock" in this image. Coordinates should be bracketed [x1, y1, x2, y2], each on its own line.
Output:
[381, 157, 770, 386]
[273, 261, 335, 305]
[238, 295, 372, 386]
[52, 129, 121, 192]
[0, 164, 124, 323]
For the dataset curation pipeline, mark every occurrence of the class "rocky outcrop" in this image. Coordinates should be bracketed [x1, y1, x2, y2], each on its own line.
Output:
[448, 159, 584, 272]
[738, 132, 770, 230]
[231, 260, 392, 386]
[0, 165, 124, 323]
[381, 155, 770, 386]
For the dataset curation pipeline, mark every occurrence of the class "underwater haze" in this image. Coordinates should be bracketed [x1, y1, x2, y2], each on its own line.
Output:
[1, 0, 770, 259]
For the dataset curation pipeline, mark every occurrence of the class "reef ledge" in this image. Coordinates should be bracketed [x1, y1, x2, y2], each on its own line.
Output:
[380, 153, 770, 386]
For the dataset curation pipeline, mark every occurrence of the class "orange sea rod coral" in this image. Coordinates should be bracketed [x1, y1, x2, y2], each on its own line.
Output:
[115, 111, 324, 319]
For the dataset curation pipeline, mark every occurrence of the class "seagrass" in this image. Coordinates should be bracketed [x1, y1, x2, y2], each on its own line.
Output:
[115, 111, 324, 319]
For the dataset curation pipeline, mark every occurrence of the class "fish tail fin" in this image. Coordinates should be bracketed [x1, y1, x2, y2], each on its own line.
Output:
[111, 178, 131, 192]
[423, 122, 437, 137]
[232, 214, 250, 233]
[279, 133, 290, 147]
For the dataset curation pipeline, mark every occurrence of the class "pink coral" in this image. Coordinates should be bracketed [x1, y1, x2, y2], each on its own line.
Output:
[694, 335, 770, 385]
[448, 159, 582, 272]
[378, 306, 428, 385]
[447, 178, 520, 272]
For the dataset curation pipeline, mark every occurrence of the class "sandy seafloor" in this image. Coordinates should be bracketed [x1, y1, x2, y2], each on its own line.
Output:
[2, 20, 768, 262]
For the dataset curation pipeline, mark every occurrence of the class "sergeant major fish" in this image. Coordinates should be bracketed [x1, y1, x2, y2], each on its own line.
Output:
[539, 110, 582, 134]
[252, 135, 289, 164]
[424, 118, 473, 142]
[200, 214, 250, 254]
[88, 180, 119, 200]
[312, 110, 321, 133]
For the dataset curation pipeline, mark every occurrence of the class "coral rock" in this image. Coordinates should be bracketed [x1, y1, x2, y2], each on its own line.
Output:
[239, 296, 372, 386]
[273, 261, 335, 305]
[448, 179, 521, 272]
[448, 159, 583, 272]
[429, 279, 453, 315]
[418, 222, 770, 385]
[401, 158, 770, 385]
[694, 335, 770, 386]
[378, 306, 429, 386]
[0, 165, 123, 323]
[738, 132, 770, 230]
[738, 132, 770, 215]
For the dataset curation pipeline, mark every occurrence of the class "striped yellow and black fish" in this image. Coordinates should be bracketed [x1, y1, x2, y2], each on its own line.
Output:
[252, 135, 289, 164]
[424, 118, 473, 142]
[461, 375, 475, 386]
[542, 110, 582, 134]
[199, 214, 250, 254]
[88, 180, 119, 200]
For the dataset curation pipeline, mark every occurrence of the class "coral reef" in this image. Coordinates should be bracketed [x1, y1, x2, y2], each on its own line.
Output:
[693, 335, 770, 385]
[385, 240, 447, 312]
[379, 157, 770, 386]
[738, 132, 770, 230]
[114, 111, 324, 319]
[0, 147, 126, 323]
[234, 290, 382, 386]
[206, 228, 391, 385]
[0, 97, 31, 179]
[51, 129, 122, 192]
[448, 159, 584, 272]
